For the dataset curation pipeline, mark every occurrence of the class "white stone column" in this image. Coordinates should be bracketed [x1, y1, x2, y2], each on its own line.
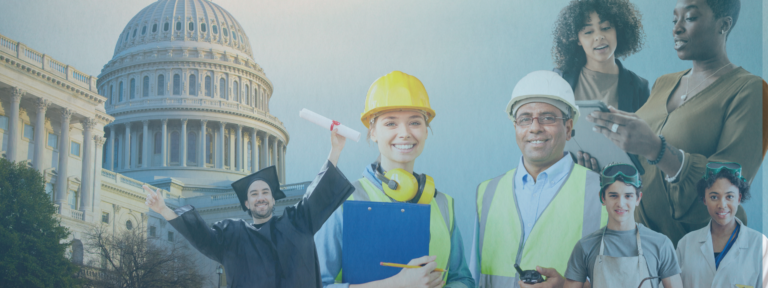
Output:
[161, 119, 168, 167]
[108, 128, 115, 170]
[280, 143, 286, 184]
[33, 98, 49, 170]
[251, 129, 258, 172]
[275, 140, 281, 180]
[142, 120, 149, 168]
[217, 122, 225, 169]
[55, 108, 73, 206]
[6, 88, 23, 162]
[259, 133, 267, 170]
[93, 136, 105, 213]
[181, 119, 187, 167]
[235, 124, 241, 171]
[200, 120, 207, 167]
[276, 140, 282, 183]
[123, 123, 131, 170]
[271, 136, 277, 167]
[79, 118, 95, 214]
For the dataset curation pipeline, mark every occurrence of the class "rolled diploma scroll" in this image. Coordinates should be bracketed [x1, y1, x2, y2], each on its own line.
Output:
[299, 109, 361, 142]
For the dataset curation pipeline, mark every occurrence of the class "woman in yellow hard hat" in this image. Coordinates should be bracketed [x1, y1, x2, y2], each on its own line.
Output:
[314, 71, 475, 288]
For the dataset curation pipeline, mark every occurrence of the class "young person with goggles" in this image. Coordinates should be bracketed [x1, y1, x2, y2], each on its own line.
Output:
[314, 71, 475, 288]
[585, 0, 764, 247]
[676, 162, 768, 288]
[564, 163, 682, 288]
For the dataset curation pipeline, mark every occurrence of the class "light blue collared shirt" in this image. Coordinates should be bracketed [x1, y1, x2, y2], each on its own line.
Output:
[470, 152, 574, 280]
[515, 153, 572, 242]
[315, 166, 475, 288]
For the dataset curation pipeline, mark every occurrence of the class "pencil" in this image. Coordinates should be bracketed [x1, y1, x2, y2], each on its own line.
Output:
[380, 262, 446, 272]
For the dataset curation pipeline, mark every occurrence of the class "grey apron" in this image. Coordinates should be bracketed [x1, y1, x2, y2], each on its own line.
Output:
[592, 226, 653, 288]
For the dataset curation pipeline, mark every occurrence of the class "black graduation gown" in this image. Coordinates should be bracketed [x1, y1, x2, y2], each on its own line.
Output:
[169, 161, 355, 288]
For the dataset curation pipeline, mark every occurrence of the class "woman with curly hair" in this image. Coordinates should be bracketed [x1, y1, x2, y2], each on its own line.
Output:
[587, 0, 764, 249]
[552, 0, 649, 170]
[675, 162, 767, 288]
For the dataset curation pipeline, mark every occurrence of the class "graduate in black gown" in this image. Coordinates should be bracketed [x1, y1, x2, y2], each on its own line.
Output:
[144, 129, 355, 287]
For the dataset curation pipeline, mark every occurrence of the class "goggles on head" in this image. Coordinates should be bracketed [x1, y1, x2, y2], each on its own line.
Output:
[600, 163, 641, 190]
[704, 162, 746, 182]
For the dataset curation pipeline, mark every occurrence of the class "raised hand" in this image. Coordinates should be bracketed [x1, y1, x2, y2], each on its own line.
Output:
[328, 127, 347, 166]
[143, 185, 177, 220]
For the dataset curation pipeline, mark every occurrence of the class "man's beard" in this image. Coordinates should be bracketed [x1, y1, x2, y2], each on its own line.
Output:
[251, 201, 274, 219]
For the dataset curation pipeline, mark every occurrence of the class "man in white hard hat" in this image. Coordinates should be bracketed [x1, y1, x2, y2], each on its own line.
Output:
[470, 71, 608, 288]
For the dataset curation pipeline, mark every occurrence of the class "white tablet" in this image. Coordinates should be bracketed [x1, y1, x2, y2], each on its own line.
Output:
[565, 100, 645, 174]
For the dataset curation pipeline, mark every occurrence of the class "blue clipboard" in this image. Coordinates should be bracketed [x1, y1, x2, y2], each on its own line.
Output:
[342, 201, 430, 284]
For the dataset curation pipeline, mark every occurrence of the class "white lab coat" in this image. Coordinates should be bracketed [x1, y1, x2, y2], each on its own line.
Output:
[676, 218, 768, 288]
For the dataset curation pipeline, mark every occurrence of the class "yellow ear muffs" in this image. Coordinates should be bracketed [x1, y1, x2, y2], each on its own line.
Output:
[380, 168, 419, 202]
[376, 167, 436, 204]
[413, 174, 435, 205]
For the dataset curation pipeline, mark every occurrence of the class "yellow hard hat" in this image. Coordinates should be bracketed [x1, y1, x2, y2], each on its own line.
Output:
[360, 71, 436, 128]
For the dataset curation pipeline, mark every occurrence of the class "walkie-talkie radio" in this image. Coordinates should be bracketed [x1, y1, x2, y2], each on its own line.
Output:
[514, 264, 545, 284]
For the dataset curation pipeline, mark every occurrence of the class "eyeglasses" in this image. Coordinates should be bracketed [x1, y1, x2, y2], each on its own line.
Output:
[704, 162, 746, 182]
[514, 116, 565, 126]
[600, 163, 641, 189]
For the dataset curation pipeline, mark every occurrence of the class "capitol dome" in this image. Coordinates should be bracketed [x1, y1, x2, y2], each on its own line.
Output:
[112, 0, 254, 62]
[97, 0, 288, 191]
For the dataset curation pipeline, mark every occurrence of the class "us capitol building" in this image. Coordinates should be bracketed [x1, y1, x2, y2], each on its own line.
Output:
[0, 0, 307, 286]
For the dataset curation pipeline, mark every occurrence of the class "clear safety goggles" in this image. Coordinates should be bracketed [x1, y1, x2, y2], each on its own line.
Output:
[704, 162, 746, 182]
[600, 163, 641, 189]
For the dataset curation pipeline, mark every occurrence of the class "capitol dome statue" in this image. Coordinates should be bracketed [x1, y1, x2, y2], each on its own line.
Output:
[98, 0, 288, 193]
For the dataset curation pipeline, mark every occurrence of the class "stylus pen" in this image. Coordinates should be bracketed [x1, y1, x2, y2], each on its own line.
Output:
[380, 262, 446, 272]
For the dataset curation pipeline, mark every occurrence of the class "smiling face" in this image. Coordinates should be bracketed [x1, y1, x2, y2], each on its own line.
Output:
[514, 102, 573, 170]
[577, 12, 618, 67]
[246, 180, 275, 221]
[370, 110, 428, 170]
[602, 181, 641, 226]
[672, 0, 725, 60]
[704, 178, 741, 227]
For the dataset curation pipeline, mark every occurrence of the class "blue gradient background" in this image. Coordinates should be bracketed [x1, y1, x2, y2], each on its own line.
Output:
[0, 0, 763, 259]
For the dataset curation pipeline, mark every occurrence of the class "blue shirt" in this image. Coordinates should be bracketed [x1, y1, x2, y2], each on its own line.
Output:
[470, 153, 573, 280]
[315, 165, 475, 288]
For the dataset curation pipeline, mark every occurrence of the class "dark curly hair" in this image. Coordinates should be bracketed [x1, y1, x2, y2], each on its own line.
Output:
[696, 169, 751, 202]
[552, 0, 645, 72]
[706, 0, 740, 38]
[599, 175, 641, 201]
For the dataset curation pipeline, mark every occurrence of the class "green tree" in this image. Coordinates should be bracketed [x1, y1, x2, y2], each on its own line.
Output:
[0, 158, 80, 287]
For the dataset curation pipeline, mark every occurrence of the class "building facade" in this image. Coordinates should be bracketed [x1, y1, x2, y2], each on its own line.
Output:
[99, 0, 289, 190]
[0, 1, 303, 286]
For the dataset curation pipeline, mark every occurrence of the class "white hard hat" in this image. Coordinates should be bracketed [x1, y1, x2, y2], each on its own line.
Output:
[506, 70, 579, 125]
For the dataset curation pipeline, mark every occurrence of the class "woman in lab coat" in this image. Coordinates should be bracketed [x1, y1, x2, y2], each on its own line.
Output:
[676, 162, 768, 288]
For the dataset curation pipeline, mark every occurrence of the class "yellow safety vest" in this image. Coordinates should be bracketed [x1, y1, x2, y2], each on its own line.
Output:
[476, 163, 608, 288]
[336, 177, 455, 283]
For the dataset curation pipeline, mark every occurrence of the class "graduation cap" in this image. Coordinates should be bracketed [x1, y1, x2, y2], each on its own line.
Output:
[231, 166, 286, 211]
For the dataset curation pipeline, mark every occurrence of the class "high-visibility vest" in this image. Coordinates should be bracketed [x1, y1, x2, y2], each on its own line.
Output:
[476, 163, 607, 288]
[336, 177, 455, 283]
